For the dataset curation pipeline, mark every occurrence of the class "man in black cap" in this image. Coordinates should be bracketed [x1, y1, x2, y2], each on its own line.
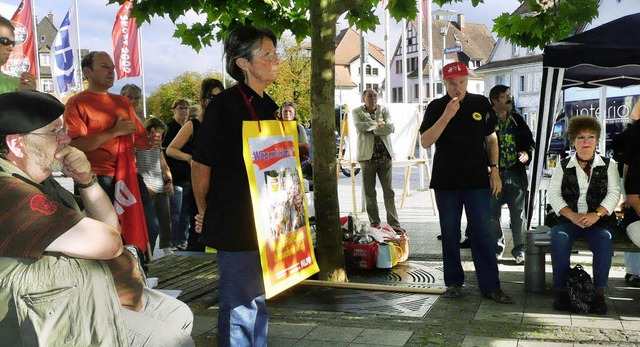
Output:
[0, 90, 194, 346]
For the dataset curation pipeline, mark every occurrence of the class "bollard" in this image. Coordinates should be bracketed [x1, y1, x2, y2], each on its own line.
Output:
[525, 227, 549, 292]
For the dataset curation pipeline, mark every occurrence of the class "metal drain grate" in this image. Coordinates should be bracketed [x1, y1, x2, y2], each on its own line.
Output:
[269, 261, 445, 318]
[348, 261, 445, 288]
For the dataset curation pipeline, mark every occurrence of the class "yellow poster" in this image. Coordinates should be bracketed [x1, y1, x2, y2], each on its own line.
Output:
[242, 120, 319, 299]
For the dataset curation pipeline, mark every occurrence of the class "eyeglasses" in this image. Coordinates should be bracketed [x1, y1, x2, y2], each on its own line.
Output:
[0, 37, 16, 47]
[259, 52, 280, 61]
[576, 135, 597, 142]
[27, 127, 68, 140]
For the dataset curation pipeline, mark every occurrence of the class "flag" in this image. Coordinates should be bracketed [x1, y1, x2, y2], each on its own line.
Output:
[114, 135, 149, 253]
[112, 1, 140, 79]
[422, 0, 430, 28]
[1, 0, 37, 78]
[50, 1, 79, 97]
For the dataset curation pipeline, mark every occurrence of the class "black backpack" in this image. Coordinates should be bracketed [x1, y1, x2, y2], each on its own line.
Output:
[565, 264, 595, 313]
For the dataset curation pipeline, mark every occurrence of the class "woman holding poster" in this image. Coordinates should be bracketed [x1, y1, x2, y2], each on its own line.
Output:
[191, 26, 280, 347]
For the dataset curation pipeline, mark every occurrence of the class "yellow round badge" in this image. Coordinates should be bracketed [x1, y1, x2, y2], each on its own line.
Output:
[472, 112, 482, 121]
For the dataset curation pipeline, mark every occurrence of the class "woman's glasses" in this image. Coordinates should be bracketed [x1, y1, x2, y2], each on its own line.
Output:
[576, 135, 597, 142]
[27, 127, 68, 140]
[0, 37, 16, 47]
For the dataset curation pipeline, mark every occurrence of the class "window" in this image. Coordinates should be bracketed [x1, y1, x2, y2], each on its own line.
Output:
[527, 46, 535, 55]
[372, 68, 378, 76]
[40, 35, 45, 42]
[470, 60, 481, 68]
[365, 65, 372, 76]
[407, 57, 418, 73]
[414, 84, 419, 100]
[366, 83, 379, 92]
[395, 60, 402, 74]
[436, 82, 443, 95]
[519, 75, 526, 92]
[39, 53, 50, 67]
[41, 79, 53, 93]
[407, 24, 417, 53]
[496, 75, 506, 85]
[512, 43, 519, 56]
[392, 87, 403, 102]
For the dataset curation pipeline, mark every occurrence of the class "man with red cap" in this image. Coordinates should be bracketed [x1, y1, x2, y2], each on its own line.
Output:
[419, 62, 512, 304]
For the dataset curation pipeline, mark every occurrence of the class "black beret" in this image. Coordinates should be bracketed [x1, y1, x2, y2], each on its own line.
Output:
[0, 90, 65, 135]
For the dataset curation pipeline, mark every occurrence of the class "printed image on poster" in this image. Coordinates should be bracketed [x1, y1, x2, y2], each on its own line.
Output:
[243, 120, 319, 299]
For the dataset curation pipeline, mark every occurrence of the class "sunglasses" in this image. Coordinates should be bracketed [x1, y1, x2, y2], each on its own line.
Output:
[0, 37, 16, 47]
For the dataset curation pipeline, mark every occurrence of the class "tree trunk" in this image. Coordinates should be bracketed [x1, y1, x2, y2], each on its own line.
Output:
[310, 0, 347, 282]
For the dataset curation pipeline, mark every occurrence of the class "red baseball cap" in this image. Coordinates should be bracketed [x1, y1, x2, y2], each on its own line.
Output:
[442, 62, 468, 80]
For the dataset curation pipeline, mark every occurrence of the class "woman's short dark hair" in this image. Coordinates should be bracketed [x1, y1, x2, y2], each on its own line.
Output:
[171, 98, 190, 110]
[278, 101, 297, 121]
[567, 115, 601, 143]
[224, 26, 277, 82]
[143, 117, 167, 139]
[0, 16, 14, 31]
[200, 78, 224, 103]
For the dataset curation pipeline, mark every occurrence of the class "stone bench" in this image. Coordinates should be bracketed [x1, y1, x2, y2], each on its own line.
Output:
[524, 226, 639, 292]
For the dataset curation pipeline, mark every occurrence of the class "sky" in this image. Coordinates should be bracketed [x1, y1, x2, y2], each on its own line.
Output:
[0, 0, 521, 95]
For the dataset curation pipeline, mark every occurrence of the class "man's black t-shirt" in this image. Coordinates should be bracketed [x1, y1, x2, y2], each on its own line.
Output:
[420, 93, 496, 190]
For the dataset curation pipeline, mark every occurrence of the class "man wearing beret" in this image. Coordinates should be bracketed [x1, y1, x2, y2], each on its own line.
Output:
[0, 90, 194, 346]
[0, 15, 37, 93]
[420, 62, 512, 304]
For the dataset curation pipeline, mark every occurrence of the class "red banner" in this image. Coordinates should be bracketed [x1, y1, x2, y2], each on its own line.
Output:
[114, 135, 149, 253]
[1, 0, 37, 77]
[112, 1, 140, 79]
[251, 141, 295, 170]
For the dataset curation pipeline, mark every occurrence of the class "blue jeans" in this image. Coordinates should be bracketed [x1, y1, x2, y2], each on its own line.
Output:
[170, 183, 191, 246]
[490, 169, 526, 258]
[435, 188, 501, 295]
[550, 222, 613, 291]
[217, 251, 268, 347]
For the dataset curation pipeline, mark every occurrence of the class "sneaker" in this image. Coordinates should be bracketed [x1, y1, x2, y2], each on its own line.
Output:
[460, 238, 471, 249]
[514, 255, 525, 265]
[443, 286, 462, 298]
[162, 247, 174, 256]
[553, 291, 572, 312]
[485, 290, 514, 304]
[590, 295, 607, 315]
[175, 243, 187, 251]
[625, 273, 640, 287]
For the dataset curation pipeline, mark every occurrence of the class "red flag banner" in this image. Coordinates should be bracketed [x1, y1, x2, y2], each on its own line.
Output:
[1, 0, 37, 77]
[422, 0, 430, 28]
[112, 1, 140, 79]
[114, 135, 149, 253]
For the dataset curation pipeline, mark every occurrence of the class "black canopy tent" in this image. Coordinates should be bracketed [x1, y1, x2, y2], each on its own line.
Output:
[526, 13, 640, 228]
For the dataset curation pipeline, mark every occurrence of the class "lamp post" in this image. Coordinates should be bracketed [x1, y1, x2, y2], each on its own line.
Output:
[432, 9, 457, 94]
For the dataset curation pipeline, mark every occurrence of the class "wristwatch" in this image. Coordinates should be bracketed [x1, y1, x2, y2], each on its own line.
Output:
[595, 211, 603, 218]
[75, 172, 98, 189]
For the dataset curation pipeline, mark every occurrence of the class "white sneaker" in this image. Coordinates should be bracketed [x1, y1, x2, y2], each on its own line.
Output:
[162, 247, 174, 256]
[515, 255, 525, 265]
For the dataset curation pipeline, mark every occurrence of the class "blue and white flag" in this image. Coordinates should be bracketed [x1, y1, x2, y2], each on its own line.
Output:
[50, 1, 79, 98]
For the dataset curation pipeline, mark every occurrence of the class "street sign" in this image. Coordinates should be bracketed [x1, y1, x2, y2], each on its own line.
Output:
[444, 46, 462, 54]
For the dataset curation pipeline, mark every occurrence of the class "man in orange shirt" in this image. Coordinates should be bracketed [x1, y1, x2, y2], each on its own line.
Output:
[64, 51, 160, 251]
[64, 51, 158, 187]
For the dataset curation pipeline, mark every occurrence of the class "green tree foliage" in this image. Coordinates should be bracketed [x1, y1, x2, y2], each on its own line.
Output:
[266, 38, 312, 124]
[145, 71, 231, 124]
[434, 0, 599, 50]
